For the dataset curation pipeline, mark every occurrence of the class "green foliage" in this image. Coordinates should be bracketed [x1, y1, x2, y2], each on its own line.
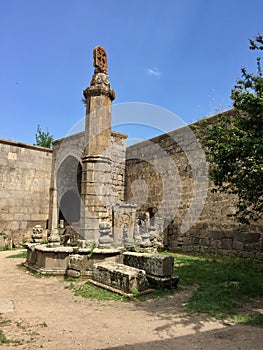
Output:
[131, 288, 139, 297]
[0, 231, 10, 239]
[169, 252, 263, 325]
[87, 242, 97, 259]
[35, 124, 54, 148]
[198, 34, 263, 224]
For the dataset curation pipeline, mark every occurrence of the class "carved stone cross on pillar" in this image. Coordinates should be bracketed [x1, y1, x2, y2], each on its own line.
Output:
[93, 46, 108, 74]
[80, 46, 115, 243]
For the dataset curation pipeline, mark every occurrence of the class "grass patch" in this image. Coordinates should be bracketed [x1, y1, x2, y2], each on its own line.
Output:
[0, 319, 11, 327]
[39, 322, 48, 328]
[6, 251, 27, 259]
[0, 329, 21, 345]
[66, 281, 128, 301]
[65, 280, 175, 303]
[166, 252, 263, 326]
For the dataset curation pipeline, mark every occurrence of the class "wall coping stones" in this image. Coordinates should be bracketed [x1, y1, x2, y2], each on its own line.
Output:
[26, 244, 121, 254]
[0, 137, 53, 152]
[26, 243, 74, 253]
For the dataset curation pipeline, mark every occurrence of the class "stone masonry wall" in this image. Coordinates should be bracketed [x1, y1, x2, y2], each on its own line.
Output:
[111, 131, 127, 203]
[0, 138, 52, 243]
[125, 114, 263, 259]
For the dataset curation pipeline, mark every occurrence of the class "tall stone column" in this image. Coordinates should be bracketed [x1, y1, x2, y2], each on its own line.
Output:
[80, 46, 115, 244]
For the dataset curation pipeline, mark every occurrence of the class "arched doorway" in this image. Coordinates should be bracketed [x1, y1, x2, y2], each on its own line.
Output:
[59, 189, 80, 225]
[56, 156, 82, 226]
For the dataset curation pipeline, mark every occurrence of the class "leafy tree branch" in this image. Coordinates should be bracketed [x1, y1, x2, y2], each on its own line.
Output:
[196, 34, 263, 224]
[35, 124, 54, 148]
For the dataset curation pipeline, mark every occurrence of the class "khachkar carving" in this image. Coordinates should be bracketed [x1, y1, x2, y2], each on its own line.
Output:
[93, 46, 108, 74]
[83, 46, 115, 101]
[31, 225, 43, 243]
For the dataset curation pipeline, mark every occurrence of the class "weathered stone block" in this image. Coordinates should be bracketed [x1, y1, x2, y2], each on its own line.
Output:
[92, 262, 149, 293]
[210, 231, 225, 240]
[68, 254, 85, 271]
[234, 231, 247, 242]
[245, 232, 260, 243]
[221, 239, 233, 250]
[233, 241, 244, 250]
[123, 252, 174, 277]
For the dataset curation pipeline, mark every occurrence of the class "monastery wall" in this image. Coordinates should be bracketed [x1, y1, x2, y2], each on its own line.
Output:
[125, 117, 263, 259]
[0, 138, 52, 243]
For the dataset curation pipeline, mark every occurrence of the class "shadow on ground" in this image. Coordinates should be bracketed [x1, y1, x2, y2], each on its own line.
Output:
[100, 323, 263, 350]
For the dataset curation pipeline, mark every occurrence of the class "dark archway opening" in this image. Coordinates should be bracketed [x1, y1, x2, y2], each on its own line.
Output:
[59, 190, 80, 225]
[56, 155, 82, 226]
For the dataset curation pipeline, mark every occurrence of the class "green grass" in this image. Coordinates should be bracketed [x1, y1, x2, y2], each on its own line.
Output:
[0, 327, 21, 345]
[66, 280, 175, 302]
[0, 319, 11, 327]
[65, 281, 128, 301]
[6, 251, 27, 259]
[65, 253, 263, 326]
[166, 252, 263, 326]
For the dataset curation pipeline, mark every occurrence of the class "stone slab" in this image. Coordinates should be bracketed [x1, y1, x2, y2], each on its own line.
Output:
[87, 278, 154, 297]
[123, 252, 174, 277]
[92, 262, 149, 293]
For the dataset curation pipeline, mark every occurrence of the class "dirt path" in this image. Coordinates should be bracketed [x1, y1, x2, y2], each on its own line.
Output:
[0, 250, 262, 350]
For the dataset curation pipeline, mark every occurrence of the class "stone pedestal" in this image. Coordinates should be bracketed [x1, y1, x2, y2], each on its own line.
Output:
[47, 229, 61, 247]
[98, 222, 113, 248]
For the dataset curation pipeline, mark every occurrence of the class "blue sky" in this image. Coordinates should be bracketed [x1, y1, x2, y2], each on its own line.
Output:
[0, 0, 262, 144]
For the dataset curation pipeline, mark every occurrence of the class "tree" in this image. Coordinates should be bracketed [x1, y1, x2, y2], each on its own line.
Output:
[35, 124, 54, 148]
[198, 34, 263, 224]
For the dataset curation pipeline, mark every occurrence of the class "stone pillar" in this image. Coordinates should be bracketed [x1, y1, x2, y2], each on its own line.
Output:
[80, 46, 115, 244]
[49, 186, 58, 230]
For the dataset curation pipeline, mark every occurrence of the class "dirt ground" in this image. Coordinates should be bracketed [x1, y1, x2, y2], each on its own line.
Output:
[0, 250, 263, 350]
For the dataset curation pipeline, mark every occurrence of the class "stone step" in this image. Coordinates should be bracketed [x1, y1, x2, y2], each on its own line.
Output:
[92, 262, 150, 294]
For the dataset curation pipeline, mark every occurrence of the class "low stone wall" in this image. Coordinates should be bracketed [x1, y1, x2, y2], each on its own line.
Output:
[0, 138, 52, 243]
